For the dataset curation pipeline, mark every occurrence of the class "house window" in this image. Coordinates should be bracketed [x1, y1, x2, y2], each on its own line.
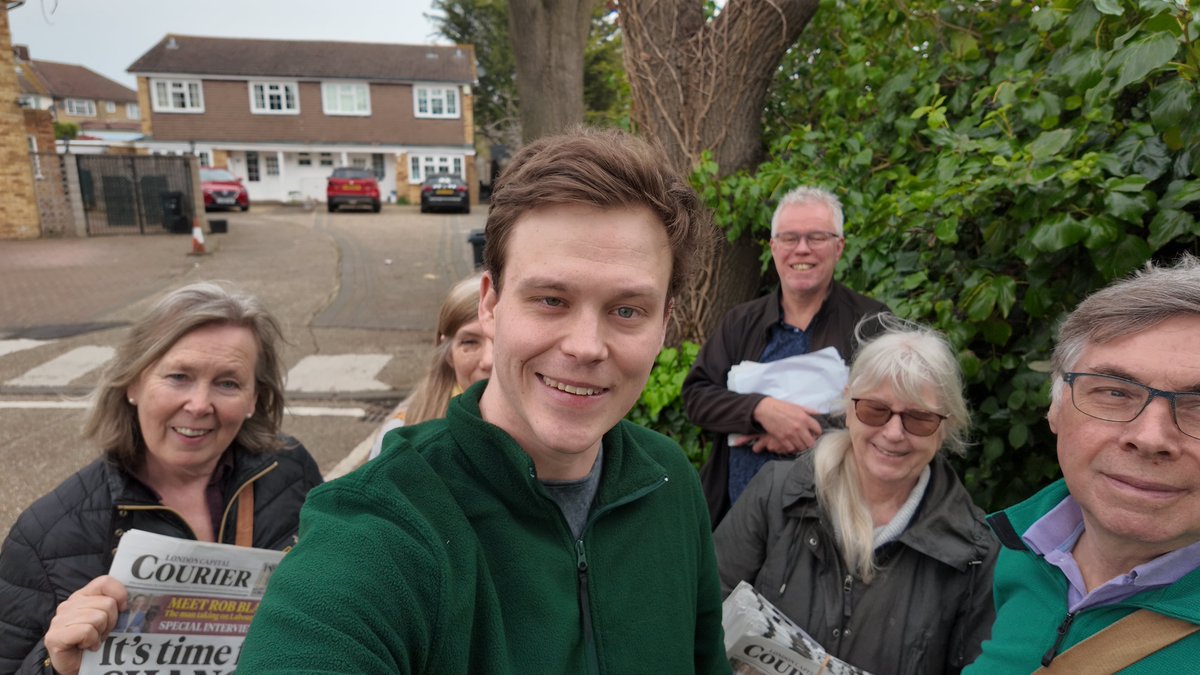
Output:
[372, 153, 385, 180]
[151, 79, 204, 112]
[27, 135, 42, 179]
[321, 82, 370, 116]
[64, 98, 96, 116]
[246, 151, 260, 182]
[250, 82, 299, 114]
[408, 154, 465, 182]
[319, 153, 333, 167]
[105, 101, 117, 113]
[298, 152, 312, 166]
[265, 155, 280, 176]
[198, 151, 211, 167]
[413, 85, 459, 119]
[351, 157, 367, 169]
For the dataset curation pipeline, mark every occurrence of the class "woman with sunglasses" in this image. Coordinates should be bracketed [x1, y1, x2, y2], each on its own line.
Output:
[714, 318, 998, 675]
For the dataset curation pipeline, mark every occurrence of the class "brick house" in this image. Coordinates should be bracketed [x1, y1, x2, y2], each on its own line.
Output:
[13, 45, 141, 145]
[127, 35, 478, 205]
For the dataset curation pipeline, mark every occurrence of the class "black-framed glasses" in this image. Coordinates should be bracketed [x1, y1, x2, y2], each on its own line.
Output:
[1062, 372, 1200, 441]
[773, 231, 842, 249]
[851, 398, 947, 437]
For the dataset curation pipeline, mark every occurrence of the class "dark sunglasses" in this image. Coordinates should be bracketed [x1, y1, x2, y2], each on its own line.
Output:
[852, 398, 947, 437]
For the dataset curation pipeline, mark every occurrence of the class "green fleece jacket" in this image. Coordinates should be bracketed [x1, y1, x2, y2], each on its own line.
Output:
[240, 382, 729, 674]
[965, 479, 1200, 673]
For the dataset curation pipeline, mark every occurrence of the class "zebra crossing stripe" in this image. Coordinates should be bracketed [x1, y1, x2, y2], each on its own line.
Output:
[6, 346, 115, 387]
[286, 354, 392, 392]
[0, 339, 51, 358]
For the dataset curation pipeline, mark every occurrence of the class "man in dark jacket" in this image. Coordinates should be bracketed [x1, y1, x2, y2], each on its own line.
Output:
[683, 186, 889, 527]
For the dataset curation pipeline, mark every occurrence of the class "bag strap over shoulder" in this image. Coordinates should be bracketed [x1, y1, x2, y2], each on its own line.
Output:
[1035, 608, 1200, 674]
[235, 486, 254, 547]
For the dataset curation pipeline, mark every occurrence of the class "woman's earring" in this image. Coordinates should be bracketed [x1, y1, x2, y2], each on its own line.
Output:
[128, 398, 136, 405]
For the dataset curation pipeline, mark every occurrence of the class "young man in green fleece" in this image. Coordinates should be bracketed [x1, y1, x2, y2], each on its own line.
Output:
[239, 128, 730, 675]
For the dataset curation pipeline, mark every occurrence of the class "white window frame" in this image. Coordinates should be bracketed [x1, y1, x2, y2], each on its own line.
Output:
[321, 81, 371, 116]
[126, 103, 140, 119]
[413, 84, 460, 119]
[105, 101, 116, 113]
[151, 78, 204, 113]
[64, 98, 96, 117]
[249, 81, 300, 115]
[408, 154, 465, 183]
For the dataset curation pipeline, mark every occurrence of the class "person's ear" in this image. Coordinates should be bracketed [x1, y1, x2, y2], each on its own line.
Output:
[1047, 393, 1061, 434]
[479, 272, 498, 340]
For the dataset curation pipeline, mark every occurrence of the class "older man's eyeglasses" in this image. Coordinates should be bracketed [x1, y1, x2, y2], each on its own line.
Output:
[773, 231, 842, 249]
[852, 399, 947, 437]
[1062, 372, 1200, 440]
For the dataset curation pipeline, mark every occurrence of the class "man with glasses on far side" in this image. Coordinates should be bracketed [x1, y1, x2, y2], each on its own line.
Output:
[683, 186, 890, 527]
[967, 255, 1200, 673]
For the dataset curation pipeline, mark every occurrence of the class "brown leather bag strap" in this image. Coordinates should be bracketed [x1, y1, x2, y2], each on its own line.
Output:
[235, 485, 254, 548]
[1035, 609, 1200, 674]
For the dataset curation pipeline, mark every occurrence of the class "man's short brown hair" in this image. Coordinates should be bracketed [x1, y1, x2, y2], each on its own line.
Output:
[483, 127, 713, 300]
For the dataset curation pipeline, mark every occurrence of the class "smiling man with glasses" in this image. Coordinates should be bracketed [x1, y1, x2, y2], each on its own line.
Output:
[683, 186, 891, 527]
[968, 254, 1200, 673]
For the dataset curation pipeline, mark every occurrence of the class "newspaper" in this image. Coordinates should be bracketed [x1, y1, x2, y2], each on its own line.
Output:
[723, 581, 871, 675]
[80, 529, 284, 675]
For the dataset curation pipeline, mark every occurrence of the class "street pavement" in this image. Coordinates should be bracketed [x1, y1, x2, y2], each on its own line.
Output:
[0, 203, 485, 534]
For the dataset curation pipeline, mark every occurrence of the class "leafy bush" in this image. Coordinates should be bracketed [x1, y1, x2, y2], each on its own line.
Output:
[692, 0, 1199, 511]
[627, 342, 712, 469]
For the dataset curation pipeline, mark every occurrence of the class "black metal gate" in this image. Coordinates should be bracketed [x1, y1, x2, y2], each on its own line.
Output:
[77, 155, 195, 235]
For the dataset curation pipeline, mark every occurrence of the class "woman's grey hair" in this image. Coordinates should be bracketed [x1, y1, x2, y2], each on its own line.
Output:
[1050, 254, 1200, 404]
[814, 315, 970, 582]
[84, 282, 287, 471]
[770, 186, 845, 237]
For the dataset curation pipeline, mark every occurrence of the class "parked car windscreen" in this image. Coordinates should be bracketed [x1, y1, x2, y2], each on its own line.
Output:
[201, 169, 239, 182]
[331, 168, 375, 180]
[423, 173, 464, 185]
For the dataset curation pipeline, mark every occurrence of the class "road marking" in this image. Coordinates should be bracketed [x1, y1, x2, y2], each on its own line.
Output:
[6, 346, 114, 387]
[286, 406, 367, 418]
[286, 354, 392, 392]
[0, 400, 366, 418]
[0, 400, 89, 409]
[0, 339, 52, 358]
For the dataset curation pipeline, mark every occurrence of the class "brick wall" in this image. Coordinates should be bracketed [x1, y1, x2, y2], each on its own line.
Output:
[56, 98, 138, 127]
[148, 79, 469, 146]
[0, 4, 42, 239]
[137, 77, 153, 137]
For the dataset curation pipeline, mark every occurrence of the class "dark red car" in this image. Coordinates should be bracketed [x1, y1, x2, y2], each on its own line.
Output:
[201, 168, 250, 212]
[327, 168, 381, 213]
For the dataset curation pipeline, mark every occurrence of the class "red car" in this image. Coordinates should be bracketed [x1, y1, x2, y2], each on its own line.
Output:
[201, 168, 250, 212]
[327, 168, 381, 213]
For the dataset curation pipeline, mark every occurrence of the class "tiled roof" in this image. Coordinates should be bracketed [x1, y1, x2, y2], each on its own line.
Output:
[27, 60, 137, 102]
[128, 35, 477, 84]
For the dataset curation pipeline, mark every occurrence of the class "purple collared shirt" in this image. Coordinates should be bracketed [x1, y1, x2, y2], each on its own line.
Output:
[1023, 494, 1200, 612]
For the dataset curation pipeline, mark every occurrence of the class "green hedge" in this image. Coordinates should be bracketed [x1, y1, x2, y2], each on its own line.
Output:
[636, 0, 1199, 512]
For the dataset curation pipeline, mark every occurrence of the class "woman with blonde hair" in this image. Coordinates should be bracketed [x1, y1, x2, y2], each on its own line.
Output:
[0, 282, 322, 675]
[369, 273, 492, 459]
[714, 317, 998, 675]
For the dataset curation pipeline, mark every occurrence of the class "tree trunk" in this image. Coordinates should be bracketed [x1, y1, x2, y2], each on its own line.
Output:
[509, 0, 599, 143]
[619, 0, 820, 343]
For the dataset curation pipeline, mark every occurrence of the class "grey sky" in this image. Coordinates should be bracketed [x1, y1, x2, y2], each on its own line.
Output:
[9, 0, 444, 90]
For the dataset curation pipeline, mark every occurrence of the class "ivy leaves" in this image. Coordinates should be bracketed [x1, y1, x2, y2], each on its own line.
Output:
[692, 0, 1200, 510]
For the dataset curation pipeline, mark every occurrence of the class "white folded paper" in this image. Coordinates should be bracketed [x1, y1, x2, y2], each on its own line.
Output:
[726, 346, 848, 447]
